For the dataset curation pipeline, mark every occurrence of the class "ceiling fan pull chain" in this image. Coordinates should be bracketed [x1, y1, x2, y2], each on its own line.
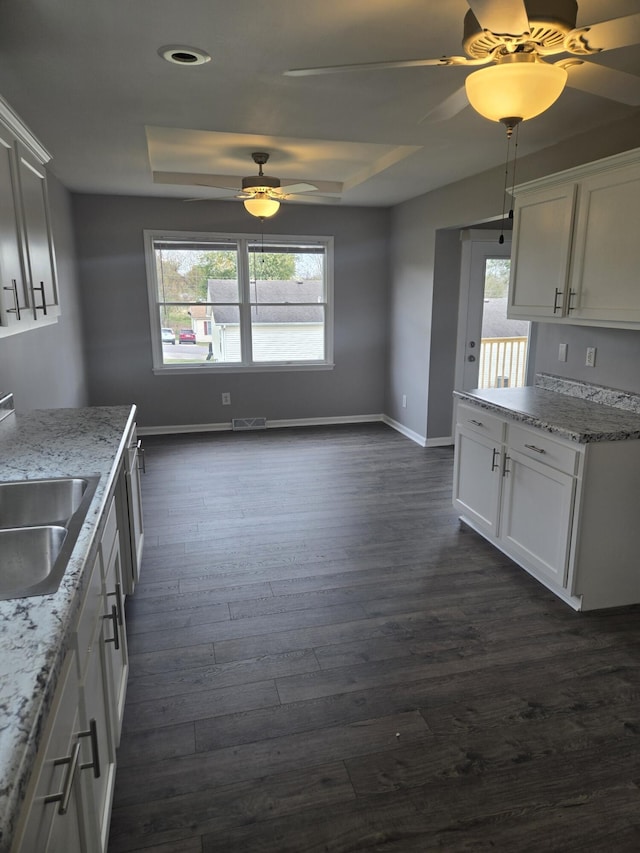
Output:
[509, 122, 520, 221]
[499, 131, 512, 245]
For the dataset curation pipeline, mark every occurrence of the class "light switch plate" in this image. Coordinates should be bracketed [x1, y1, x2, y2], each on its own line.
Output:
[585, 347, 597, 368]
[558, 343, 568, 362]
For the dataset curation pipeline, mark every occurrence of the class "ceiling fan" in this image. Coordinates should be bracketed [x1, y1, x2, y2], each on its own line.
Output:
[185, 151, 340, 218]
[285, 0, 640, 132]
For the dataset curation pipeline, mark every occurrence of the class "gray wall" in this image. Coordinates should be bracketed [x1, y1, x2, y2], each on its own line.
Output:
[0, 175, 88, 412]
[72, 195, 390, 429]
[389, 113, 640, 443]
[534, 324, 640, 393]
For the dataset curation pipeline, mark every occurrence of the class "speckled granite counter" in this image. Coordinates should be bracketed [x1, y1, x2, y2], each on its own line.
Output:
[0, 404, 135, 853]
[455, 375, 640, 444]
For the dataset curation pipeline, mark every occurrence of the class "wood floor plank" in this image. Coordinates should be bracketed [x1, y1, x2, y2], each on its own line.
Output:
[108, 427, 640, 853]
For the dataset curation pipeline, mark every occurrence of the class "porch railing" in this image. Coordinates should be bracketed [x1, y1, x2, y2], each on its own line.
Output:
[479, 336, 528, 389]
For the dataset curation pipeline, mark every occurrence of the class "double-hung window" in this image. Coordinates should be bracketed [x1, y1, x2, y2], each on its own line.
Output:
[145, 230, 333, 372]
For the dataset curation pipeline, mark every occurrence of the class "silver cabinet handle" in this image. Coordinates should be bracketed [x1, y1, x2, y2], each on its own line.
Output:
[79, 718, 101, 779]
[3, 280, 20, 320]
[491, 448, 500, 472]
[107, 582, 124, 627]
[30, 281, 47, 316]
[568, 289, 576, 312]
[44, 739, 81, 815]
[136, 439, 146, 473]
[502, 454, 511, 477]
[469, 419, 483, 427]
[524, 443, 546, 454]
[553, 288, 563, 314]
[103, 604, 120, 650]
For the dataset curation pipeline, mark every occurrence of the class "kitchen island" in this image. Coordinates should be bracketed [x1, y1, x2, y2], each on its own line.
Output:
[453, 375, 640, 611]
[0, 403, 136, 853]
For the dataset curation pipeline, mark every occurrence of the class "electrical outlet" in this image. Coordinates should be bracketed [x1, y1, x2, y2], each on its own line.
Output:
[221, 392, 231, 405]
[585, 347, 597, 368]
[558, 343, 568, 362]
[402, 394, 407, 408]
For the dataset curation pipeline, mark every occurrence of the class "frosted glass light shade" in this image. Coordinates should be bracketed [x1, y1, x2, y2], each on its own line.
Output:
[243, 194, 280, 218]
[465, 59, 568, 123]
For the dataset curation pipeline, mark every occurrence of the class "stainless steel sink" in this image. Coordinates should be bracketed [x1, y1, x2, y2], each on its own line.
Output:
[0, 475, 99, 600]
[0, 477, 91, 528]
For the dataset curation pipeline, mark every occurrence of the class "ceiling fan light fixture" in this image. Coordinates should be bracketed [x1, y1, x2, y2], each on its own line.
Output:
[465, 53, 568, 125]
[243, 194, 281, 219]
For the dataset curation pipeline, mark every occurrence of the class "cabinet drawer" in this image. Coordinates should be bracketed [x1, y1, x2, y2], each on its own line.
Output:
[507, 424, 579, 475]
[457, 402, 504, 442]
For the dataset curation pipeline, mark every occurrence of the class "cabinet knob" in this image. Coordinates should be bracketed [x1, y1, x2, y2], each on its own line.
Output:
[467, 354, 476, 362]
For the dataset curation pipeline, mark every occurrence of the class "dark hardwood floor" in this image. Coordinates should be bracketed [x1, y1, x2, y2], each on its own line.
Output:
[107, 424, 640, 852]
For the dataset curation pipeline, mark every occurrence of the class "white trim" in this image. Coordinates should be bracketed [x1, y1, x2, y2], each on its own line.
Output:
[144, 229, 334, 371]
[138, 413, 385, 437]
[0, 95, 51, 164]
[381, 415, 426, 447]
[425, 435, 454, 447]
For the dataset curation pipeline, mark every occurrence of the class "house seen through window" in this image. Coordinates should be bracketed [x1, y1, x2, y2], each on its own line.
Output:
[145, 232, 333, 371]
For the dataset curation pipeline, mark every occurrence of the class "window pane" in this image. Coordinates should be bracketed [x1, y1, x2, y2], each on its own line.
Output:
[159, 305, 242, 364]
[251, 305, 325, 362]
[247, 245, 325, 303]
[154, 243, 239, 303]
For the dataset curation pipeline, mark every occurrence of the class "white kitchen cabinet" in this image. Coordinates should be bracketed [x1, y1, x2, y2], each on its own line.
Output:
[0, 96, 59, 337]
[508, 183, 576, 319]
[117, 425, 145, 595]
[568, 161, 640, 324]
[453, 410, 577, 596]
[0, 126, 28, 332]
[15, 142, 59, 318]
[507, 147, 640, 329]
[10, 651, 88, 853]
[100, 496, 129, 745]
[453, 398, 640, 610]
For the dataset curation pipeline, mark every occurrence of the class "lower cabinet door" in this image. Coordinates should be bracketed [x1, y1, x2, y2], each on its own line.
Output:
[12, 652, 87, 853]
[79, 617, 117, 853]
[453, 427, 502, 537]
[499, 449, 575, 588]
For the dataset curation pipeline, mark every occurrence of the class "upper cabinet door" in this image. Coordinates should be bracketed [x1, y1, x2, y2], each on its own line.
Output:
[507, 183, 576, 320]
[0, 128, 27, 330]
[568, 163, 640, 325]
[16, 143, 59, 317]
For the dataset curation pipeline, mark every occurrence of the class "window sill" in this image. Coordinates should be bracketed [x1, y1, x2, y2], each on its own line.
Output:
[152, 362, 335, 376]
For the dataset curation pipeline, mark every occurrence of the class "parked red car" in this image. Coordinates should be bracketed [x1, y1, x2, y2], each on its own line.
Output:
[178, 328, 196, 344]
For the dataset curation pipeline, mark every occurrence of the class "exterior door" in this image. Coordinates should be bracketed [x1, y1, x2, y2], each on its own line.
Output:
[455, 229, 528, 394]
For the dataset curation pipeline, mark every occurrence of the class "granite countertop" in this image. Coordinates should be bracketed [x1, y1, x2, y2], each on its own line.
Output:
[0, 404, 136, 853]
[454, 385, 640, 443]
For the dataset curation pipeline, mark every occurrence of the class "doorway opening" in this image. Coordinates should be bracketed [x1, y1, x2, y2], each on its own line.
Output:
[455, 229, 530, 394]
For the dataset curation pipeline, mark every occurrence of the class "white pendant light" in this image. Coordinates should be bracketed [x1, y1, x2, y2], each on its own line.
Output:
[243, 193, 281, 219]
[465, 52, 567, 133]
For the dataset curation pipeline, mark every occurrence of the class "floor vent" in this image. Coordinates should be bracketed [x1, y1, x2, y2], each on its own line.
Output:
[232, 417, 267, 431]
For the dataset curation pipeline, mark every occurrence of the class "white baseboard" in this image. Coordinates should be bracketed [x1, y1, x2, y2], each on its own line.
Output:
[137, 414, 385, 437]
[425, 435, 454, 447]
[138, 414, 453, 447]
[381, 415, 426, 447]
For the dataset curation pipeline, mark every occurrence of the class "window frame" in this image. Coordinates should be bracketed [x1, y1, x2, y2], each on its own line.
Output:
[144, 229, 334, 374]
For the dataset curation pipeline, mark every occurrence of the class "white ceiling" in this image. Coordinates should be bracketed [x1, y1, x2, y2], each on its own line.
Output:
[0, 0, 638, 207]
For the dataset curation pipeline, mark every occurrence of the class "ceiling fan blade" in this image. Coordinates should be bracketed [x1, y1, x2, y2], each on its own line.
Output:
[279, 182, 318, 194]
[466, 0, 529, 35]
[560, 59, 640, 105]
[284, 55, 486, 76]
[566, 13, 640, 55]
[419, 86, 470, 123]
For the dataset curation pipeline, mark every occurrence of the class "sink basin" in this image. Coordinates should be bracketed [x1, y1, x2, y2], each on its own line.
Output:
[0, 477, 92, 528]
[0, 526, 68, 596]
[0, 475, 99, 601]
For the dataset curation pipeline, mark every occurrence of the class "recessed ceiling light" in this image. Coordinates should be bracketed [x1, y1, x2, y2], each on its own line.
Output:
[158, 45, 211, 66]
